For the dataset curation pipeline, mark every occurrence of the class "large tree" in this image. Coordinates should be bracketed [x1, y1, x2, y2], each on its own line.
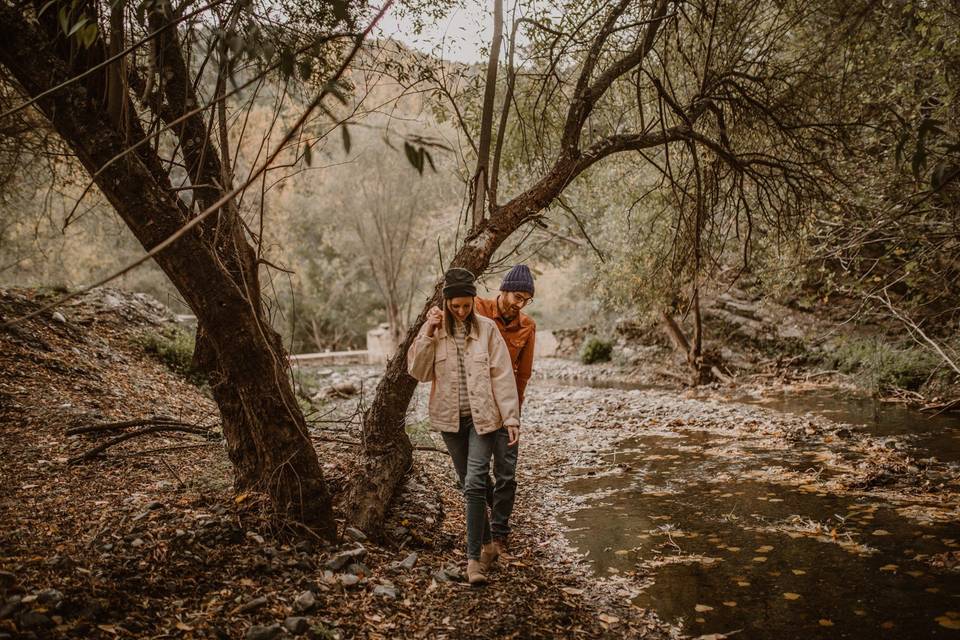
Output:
[0, 0, 368, 536]
[346, 0, 845, 532]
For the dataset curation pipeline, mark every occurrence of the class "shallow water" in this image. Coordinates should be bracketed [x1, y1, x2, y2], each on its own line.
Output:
[559, 393, 960, 639]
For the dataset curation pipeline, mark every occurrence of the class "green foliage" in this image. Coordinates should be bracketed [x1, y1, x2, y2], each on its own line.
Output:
[580, 337, 613, 365]
[819, 337, 940, 392]
[137, 326, 204, 385]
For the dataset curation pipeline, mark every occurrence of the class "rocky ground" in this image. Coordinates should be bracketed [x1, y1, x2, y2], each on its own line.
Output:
[0, 288, 673, 640]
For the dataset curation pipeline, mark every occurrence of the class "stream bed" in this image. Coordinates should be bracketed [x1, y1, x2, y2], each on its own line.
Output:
[535, 382, 960, 639]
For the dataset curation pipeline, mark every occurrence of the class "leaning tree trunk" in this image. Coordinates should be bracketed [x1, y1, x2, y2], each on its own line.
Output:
[345, 158, 581, 533]
[659, 289, 722, 386]
[0, 4, 336, 537]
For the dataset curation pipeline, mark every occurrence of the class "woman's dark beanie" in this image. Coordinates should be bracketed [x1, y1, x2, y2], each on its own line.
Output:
[500, 264, 535, 295]
[443, 268, 477, 299]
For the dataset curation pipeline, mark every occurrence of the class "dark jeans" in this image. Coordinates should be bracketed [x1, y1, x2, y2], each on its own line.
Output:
[488, 428, 518, 540]
[441, 415, 496, 560]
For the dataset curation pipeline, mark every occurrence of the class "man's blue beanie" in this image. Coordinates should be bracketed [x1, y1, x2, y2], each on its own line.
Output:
[500, 264, 535, 295]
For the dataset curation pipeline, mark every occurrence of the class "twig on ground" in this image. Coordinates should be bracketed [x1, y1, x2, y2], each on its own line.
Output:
[69, 425, 218, 463]
[66, 416, 214, 435]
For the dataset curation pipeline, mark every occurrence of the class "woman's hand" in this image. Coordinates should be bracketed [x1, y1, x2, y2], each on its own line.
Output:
[507, 425, 520, 447]
[424, 305, 443, 337]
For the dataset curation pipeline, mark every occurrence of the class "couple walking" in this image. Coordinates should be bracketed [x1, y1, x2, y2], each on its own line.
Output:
[407, 265, 536, 585]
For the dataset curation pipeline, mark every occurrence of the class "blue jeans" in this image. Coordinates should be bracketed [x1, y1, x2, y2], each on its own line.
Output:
[488, 428, 518, 540]
[441, 415, 496, 560]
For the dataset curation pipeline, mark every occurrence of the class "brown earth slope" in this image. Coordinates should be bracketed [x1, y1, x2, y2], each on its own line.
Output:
[0, 288, 670, 640]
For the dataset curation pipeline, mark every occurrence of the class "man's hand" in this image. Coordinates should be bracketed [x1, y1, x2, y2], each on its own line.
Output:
[424, 306, 443, 337]
[507, 425, 520, 447]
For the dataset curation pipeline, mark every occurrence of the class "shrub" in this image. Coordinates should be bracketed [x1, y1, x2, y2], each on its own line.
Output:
[137, 326, 204, 384]
[820, 336, 939, 392]
[580, 337, 613, 364]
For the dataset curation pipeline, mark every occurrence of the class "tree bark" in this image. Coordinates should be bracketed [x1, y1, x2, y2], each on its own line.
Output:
[0, 4, 336, 537]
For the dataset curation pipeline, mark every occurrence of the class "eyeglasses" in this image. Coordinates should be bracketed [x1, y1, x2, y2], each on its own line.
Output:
[511, 294, 534, 308]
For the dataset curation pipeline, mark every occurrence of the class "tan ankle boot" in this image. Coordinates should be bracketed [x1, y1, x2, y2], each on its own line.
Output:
[466, 559, 488, 585]
[479, 542, 499, 572]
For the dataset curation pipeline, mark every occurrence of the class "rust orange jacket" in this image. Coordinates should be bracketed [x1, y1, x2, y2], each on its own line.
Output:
[474, 296, 536, 408]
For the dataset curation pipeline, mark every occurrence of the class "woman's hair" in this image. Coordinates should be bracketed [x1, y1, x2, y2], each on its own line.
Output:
[444, 299, 476, 336]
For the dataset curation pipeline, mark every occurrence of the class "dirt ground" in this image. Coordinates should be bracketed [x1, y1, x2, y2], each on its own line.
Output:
[0, 288, 674, 640]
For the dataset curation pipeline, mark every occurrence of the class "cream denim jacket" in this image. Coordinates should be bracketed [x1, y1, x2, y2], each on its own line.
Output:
[407, 314, 520, 434]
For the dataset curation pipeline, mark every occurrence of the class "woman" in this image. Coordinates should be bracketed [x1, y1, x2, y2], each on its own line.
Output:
[408, 268, 521, 585]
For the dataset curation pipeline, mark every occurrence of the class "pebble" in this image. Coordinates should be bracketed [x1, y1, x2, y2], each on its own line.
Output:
[344, 527, 367, 542]
[36, 589, 63, 607]
[325, 546, 367, 571]
[398, 552, 418, 570]
[339, 574, 361, 588]
[372, 585, 398, 600]
[19, 610, 53, 629]
[235, 596, 268, 614]
[244, 623, 281, 640]
[51, 312, 66, 323]
[284, 616, 310, 634]
[293, 590, 316, 613]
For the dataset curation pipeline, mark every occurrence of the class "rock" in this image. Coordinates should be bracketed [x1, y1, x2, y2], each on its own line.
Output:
[344, 527, 367, 542]
[146, 501, 163, 510]
[345, 563, 369, 577]
[0, 596, 21, 619]
[283, 617, 310, 635]
[442, 564, 462, 581]
[36, 589, 63, 608]
[431, 570, 450, 583]
[338, 574, 360, 588]
[234, 596, 268, 614]
[51, 312, 66, 323]
[335, 381, 358, 395]
[398, 552, 418, 570]
[130, 538, 144, 548]
[19, 610, 53, 629]
[325, 546, 366, 571]
[293, 590, 316, 613]
[294, 540, 315, 554]
[372, 585, 397, 600]
[246, 531, 266, 545]
[244, 623, 281, 640]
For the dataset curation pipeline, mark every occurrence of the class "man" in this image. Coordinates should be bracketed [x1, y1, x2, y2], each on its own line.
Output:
[474, 264, 536, 563]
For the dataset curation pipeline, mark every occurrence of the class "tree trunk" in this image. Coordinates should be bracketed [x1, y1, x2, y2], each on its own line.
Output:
[0, 5, 336, 537]
[346, 159, 579, 532]
[660, 300, 713, 386]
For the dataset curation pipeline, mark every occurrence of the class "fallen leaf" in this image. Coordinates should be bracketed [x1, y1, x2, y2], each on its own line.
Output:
[818, 619, 834, 627]
[783, 592, 801, 600]
[695, 604, 714, 612]
[756, 545, 774, 553]
[561, 587, 584, 596]
[752, 556, 768, 562]
[791, 569, 806, 575]
[872, 529, 891, 536]
[598, 613, 619, 625]
[879, 564, 898, 572]
[722, 601, 737, 607]
[936, 618, 960, 630]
